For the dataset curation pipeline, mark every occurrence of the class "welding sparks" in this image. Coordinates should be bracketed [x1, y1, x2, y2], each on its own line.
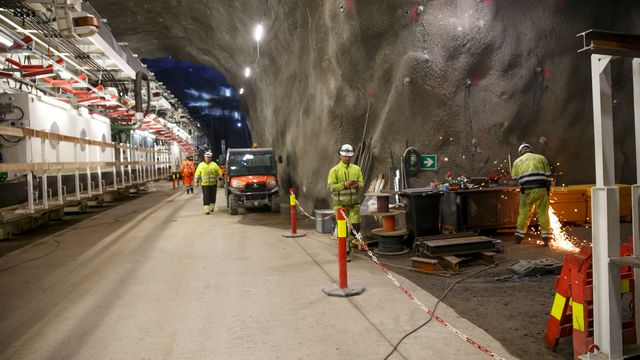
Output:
[546, 206, 580, 252]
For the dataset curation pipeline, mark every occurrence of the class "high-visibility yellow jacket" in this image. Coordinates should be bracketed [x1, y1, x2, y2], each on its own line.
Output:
[512, 152, 552, 189]
[327, 161, 364, 206]
[195, 161, 222, 186]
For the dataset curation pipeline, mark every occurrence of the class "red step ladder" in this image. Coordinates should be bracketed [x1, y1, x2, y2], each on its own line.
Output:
[544, 241, 636, 359]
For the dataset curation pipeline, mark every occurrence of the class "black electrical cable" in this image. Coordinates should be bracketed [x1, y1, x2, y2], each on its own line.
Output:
[0, 105, 24, 122]
[0, 134, 22, 143]
[383, 261, 501, 360]
[0, 239, 60, 272]
[12, 105, 24, 120]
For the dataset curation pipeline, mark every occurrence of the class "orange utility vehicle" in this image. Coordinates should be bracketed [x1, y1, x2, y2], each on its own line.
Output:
[225, 148, 281, 215]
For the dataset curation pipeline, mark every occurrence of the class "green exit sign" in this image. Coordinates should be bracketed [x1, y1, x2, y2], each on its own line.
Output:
[420, 155, 437, 170]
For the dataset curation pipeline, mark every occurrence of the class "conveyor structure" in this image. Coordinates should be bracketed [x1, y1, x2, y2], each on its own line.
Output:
[0, 0, 204, 239]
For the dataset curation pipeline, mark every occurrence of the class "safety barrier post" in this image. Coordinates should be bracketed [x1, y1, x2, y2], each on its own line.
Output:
[337, 208, 348, 288]
[172, 173, 177, 189]
[282, 187, 305, 238]
[322, 208, 365, 297]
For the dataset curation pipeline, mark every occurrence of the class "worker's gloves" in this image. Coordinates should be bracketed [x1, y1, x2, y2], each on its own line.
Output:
[344, 180, 358, 189]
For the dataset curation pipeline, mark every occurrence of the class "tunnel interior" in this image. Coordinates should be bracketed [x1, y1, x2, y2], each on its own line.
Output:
[1, 2, 640, 359]
[84, 1, 640, 207]
[144, 56, 251, 160]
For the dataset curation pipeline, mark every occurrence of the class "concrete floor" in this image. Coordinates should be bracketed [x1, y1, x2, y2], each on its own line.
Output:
[0, 182, 517, 360]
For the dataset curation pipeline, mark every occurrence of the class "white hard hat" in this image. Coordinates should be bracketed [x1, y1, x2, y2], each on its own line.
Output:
[518, 143, 532, 154]
[204, 151, 213, 157]
[339, 144, 354, 157]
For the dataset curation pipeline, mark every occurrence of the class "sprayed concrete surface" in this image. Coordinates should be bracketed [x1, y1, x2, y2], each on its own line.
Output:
[0, 182, 516, 359]
[89, 0, 640, 206]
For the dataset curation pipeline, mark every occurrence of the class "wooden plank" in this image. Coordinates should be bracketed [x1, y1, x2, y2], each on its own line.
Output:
[1, 125, 116, 149]
[422, 236, 496, 257]
[441, 255, 462, 272]
[410, 257, 443, 272]
[1, 125, 170, 157]
[0, 161, 155, 172]
[410, 256, 439, 264]
[480, 251, 497, 264]
[0, 125, 24, 137]
[424, 236, 495, 247]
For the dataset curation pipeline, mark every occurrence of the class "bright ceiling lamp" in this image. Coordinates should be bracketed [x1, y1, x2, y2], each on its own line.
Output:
[239, 88, 244, 95]
[0, 33, 14, 47]
[244, 67, 251, 78]
[253, 23, 264, 42]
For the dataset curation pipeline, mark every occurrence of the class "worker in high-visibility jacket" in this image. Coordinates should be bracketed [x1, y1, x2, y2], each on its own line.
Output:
[328, 144, 364, 261]
[195, 151, 222, 215]
[180, 155, 196, 194]
[511, 143, 553, 246]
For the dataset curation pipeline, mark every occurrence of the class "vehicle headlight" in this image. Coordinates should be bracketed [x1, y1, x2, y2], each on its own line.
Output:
[231, 180, 244, 188]
[267, 179, 277, 189]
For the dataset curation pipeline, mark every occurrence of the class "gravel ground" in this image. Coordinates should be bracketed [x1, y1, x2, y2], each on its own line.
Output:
[363, 224, 633, 360]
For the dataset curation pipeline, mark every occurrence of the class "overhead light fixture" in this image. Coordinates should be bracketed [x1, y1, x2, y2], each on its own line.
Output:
[239, 88, 244, 95]
[237, 122, 242, 127]
[244, 67, 251, 78]
[253, 23, 264, 42]
[0, 33, 14, 47]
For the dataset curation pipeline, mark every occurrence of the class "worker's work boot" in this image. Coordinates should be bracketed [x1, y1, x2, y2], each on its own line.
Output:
[513, 234, 523, 245]
[347, 250, 352, 262]
[204, 205, 211, 215]
[209, 203, 215, 213]
[542, 236, 552, 247]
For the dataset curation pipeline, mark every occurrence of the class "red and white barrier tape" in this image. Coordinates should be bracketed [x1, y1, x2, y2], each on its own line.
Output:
[339, 210, 507, 360]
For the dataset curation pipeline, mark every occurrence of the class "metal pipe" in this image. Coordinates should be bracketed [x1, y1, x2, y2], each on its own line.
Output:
[631, 57, 640, 346]
[590, 54, 623, 359]
[41, 174, 48, 209]
[27, 172, 34, 213]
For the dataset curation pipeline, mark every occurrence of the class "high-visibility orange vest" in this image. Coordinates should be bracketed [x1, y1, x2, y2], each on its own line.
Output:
[181, 160, 195, 177]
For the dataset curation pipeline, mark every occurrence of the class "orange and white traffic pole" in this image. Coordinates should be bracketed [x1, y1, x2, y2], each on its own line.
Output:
[322, 208, 365, 298]
[282, 187, 306, 238]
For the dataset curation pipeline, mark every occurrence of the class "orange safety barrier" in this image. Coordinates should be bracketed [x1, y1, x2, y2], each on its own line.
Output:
[544, 239, 636, 359]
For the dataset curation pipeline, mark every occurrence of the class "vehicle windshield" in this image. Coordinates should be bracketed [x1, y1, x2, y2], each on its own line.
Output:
[227, 152, 277, 176]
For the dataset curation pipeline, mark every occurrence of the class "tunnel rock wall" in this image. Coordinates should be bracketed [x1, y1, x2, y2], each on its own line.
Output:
[91, 0, 640, 207]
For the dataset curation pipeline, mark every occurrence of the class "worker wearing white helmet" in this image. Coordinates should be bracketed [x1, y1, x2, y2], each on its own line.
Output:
[195, 151, 222, 215]
[327, 144, 364, 261]
[511, 143, 553, 246]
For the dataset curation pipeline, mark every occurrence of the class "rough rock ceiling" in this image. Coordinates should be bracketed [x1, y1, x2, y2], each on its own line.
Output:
[90, 0, 640, 205]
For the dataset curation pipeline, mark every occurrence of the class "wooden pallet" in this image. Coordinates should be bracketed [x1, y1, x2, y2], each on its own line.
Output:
[420, 236, 497, 257]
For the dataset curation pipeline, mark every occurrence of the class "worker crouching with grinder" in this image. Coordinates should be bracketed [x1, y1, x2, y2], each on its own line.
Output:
[511, 143, 553, 246]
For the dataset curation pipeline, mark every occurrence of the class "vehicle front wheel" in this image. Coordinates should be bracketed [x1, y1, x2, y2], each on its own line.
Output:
[229, 194, 239, 215]
[270, 195, 281, 213]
